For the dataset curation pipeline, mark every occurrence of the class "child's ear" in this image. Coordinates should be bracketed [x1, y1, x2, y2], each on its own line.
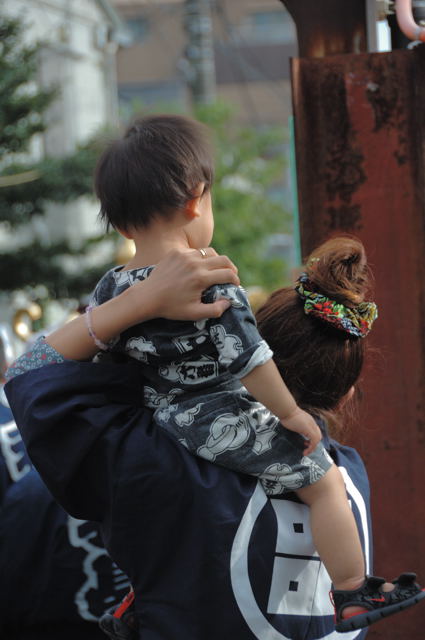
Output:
[184, 182, 205, 220]
[184, 196, 201, 220]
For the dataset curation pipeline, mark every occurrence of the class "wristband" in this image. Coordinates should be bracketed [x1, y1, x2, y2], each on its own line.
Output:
[85, 305, 112, 351]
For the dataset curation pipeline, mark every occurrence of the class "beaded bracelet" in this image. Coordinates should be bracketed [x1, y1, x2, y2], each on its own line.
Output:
[85, 305, 112, 351]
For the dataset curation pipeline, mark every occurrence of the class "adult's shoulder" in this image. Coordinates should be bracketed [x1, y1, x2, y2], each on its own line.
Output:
[5, 359, 252, 522]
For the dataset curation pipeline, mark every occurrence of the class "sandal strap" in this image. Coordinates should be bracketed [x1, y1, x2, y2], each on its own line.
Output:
[392, 572, 417, 587]
[331, 574, 424, 624]
[331, 576, 386, 622]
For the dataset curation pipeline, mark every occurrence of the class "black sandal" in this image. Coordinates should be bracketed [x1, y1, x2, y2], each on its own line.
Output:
[331, 573, 425, 633]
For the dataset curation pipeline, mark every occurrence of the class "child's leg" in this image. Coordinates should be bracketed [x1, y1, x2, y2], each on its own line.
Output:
[296, 464, 365, 590]
[296, 464, 394, 616]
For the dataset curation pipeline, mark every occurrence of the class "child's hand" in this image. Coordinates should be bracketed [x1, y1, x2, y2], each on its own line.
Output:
[280, 407, 322, 456]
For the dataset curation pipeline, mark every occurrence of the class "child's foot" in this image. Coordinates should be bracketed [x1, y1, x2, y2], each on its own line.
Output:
[336, 578, 395, 619]
[331, 573, 425, 633]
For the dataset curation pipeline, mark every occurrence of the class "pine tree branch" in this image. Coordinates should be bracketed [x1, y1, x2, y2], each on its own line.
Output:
[0, 143, 99, 225]
[0, 238, 115, 298]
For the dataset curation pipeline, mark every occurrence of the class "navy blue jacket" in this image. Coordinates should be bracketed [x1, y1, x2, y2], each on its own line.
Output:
[0, 395, 129, 639]
[6, 361, 371, 640]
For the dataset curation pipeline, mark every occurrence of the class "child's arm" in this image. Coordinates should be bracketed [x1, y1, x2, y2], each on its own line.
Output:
[205, 284, 322, 455]
[240, 359, 322, 455]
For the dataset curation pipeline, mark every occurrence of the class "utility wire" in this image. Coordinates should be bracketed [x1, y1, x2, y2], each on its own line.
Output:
[213, 0, 262, 125]
[120, 3, 187, 111]
[214, 0, 290, 104]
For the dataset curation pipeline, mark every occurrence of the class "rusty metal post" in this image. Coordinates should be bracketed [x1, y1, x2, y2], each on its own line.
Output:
[291, 46, 425, 639]
[280, 0, 368, 57]
[278, 4, 425, 635]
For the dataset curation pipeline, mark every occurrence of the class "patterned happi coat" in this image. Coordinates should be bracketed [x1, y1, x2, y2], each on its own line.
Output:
[91, 266, 332, 495]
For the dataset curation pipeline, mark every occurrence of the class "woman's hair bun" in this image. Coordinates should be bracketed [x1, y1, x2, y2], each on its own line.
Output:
[304, 236, 370, 307]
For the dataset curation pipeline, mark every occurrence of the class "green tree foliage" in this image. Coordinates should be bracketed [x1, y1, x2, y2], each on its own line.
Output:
[0, 146, 99, 226]
[0, 17, 55, 157]
[0, 14, 111, 297]
[195, 102, 291, 291]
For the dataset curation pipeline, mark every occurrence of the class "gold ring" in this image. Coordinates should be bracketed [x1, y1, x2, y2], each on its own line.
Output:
[198, 248, 208, 258]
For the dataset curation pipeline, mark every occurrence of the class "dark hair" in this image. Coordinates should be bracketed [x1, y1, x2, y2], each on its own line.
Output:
[94, 114, 214, 231]
[256, 237, 372, 424]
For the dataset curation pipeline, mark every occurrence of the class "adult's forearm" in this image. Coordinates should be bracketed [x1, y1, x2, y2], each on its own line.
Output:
[47, 248, 239, 360]
[46, 286, 141, 360]
[8, 248, 240, 369]
[5, 289, 141, 378]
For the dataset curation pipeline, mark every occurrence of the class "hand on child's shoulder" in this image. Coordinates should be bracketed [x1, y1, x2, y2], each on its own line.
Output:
[137, 248, 240, 322]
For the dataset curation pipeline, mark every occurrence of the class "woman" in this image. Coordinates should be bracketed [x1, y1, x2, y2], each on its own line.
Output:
[5, 243, 403, 640]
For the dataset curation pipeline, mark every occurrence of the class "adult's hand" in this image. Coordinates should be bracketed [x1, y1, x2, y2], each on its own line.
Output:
[135, 248, 239, 322]
[46, 248, 239, 361]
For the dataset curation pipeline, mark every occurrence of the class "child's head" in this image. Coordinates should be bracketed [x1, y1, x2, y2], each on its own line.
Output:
[256, 236, 374, 421]
[95, 114, 214, 232]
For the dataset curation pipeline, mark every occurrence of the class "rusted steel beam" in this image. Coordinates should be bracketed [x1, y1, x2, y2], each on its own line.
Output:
[280, 0, 368, 57]
[291, 46, 425, 639]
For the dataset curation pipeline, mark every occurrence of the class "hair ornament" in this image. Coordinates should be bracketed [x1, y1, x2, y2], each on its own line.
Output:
[295, 273, 378, 338]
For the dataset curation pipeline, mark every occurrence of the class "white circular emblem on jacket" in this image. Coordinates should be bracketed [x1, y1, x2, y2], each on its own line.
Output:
[230, 468, 370, 640]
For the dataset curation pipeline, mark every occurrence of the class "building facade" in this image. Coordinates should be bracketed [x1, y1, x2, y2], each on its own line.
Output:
[111, 0, 297, 125]
[1, 0, 124, 246]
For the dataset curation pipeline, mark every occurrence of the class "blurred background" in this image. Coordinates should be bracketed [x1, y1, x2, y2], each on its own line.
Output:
[0, 0, 308, 357]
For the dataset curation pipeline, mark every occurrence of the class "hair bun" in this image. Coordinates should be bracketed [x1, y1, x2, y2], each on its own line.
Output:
[304, 236, 370, 307]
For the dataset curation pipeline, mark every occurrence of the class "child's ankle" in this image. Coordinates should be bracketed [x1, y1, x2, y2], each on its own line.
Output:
[333, 576, 365, 592]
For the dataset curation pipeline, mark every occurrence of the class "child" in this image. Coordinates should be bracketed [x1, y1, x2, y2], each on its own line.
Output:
[86, 115, 424, 633]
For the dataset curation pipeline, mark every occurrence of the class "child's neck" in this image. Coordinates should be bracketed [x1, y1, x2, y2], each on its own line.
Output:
[122, 225, 191, 270]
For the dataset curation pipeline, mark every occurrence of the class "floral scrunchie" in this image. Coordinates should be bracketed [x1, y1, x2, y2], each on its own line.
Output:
[295, 273, 378, 338]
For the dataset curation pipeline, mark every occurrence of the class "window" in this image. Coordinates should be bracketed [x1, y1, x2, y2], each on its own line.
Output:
[125, 16, 149, 43]
[237, 10, 295, 44]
